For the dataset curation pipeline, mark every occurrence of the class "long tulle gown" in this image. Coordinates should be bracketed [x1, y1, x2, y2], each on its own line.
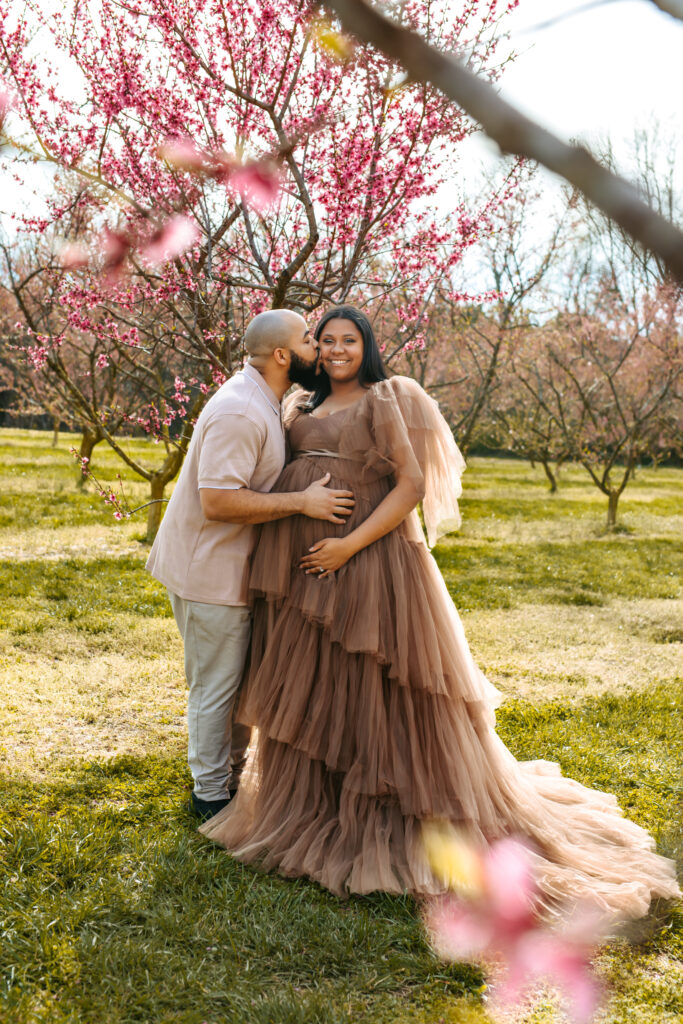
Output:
[201, 376, 680, 918]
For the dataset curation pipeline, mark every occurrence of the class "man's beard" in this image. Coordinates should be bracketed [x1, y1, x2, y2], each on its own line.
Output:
[288, 351, 321, 391]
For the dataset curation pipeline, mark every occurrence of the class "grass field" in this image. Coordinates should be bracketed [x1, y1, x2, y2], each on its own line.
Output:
[0, 428, 681, 1024]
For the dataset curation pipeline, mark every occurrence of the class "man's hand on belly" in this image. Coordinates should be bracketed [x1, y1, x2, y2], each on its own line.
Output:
[301, 473, 355, 524]
[200, 474, 354, 525]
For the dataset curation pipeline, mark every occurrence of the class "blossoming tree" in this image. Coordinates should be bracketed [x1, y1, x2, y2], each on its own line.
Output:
[0, 0, 518, 537]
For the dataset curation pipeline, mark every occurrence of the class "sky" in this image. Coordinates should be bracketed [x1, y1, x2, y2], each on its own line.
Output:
[2, 0, 682, 230]
[458, 0, 683, 190]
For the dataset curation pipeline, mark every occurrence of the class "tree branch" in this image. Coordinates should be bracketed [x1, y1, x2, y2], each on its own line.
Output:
[649, 1, 683, 20]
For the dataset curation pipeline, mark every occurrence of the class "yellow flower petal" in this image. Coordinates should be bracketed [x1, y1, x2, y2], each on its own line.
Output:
[422, 820, 484, 896]
[312, 20, 354, 62]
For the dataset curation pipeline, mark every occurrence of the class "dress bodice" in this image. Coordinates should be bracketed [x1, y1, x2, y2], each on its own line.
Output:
[287, 406, 351, 458]
[283, 377, 466, 547]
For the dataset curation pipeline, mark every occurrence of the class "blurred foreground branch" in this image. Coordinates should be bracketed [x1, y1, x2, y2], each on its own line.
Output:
[649, 1, 683, 21]
[324, 0, 683, 282]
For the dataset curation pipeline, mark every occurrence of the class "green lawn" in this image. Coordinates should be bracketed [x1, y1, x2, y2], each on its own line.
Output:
[0, 429, 681, 1023]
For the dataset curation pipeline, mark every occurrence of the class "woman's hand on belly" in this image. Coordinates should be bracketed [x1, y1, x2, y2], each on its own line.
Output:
[299, 536, 355, 577]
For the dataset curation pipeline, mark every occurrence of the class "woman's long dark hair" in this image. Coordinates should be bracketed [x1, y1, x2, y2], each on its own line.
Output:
[305, 305, 388, 410]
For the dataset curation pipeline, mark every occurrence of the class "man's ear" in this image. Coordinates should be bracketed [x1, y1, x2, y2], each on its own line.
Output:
[273, 346, 290, 367]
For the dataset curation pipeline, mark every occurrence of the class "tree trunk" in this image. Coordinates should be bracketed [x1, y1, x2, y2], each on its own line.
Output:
[145, 475, 167, 543]
[51, 416, 60, 447]
[77, 426, 103, 485]
[606, 490, 619, 529]
[541, 458, 557, 493]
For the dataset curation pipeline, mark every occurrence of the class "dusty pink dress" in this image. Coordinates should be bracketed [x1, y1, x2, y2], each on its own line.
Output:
[201, 376, 680, 917]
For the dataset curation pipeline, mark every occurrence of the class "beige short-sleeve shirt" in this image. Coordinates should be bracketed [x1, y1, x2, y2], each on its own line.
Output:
[146, 364, 285, 605]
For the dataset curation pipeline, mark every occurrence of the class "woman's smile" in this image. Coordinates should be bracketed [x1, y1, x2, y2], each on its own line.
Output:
[318, 318, 364, 380]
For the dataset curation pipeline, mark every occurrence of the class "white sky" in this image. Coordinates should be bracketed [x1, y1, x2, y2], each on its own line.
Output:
[459, 0, 683, 189]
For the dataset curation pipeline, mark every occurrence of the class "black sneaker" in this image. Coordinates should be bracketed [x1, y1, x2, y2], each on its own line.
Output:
[189, 792, 230, 822]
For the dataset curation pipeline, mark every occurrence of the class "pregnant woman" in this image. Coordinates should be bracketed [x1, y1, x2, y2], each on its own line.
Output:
[202, 305, 679, 919]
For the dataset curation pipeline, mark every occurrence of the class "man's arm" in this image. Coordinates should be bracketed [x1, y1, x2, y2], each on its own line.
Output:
[200, 472, 354, 524]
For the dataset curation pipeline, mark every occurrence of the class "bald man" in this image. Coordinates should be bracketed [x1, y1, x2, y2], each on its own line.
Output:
[146, 310, 354, 821]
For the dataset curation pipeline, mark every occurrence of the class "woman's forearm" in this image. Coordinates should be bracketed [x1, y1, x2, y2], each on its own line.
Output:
[344, 478, 421, 557]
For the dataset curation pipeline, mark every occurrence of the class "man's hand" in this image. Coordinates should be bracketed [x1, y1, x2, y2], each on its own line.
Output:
[301, 473, 354, 524]
[299, 536, 354, 576]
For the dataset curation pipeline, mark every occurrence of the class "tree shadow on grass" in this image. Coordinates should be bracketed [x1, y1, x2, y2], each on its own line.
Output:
[0, 754, 484, 1024]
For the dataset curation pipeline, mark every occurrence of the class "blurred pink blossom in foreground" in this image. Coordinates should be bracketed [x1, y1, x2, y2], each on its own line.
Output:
[422, 825, 611, 1023]
[141, 215, 200, 266]
[99, 227, 131, 284]
[58, 135, 283, 282]
[59, 215, 200, 280]
[0, 84, 12, 131]
[228, 161, 282, 212]
[160, 135, 282, 212]
[59, 243, 90, 270]
[157, 137, 216, 176]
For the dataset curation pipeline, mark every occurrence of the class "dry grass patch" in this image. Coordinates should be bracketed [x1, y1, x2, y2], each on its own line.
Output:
[458, 512, 683, 546]
[0, 617, 186, 777]
[594, 949, 683, 1024]
[461, 598, 683, 702]
[0, 522, 144, 561]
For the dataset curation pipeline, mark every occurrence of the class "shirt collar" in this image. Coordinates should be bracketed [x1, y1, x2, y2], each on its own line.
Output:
[242, 362, 282, 419]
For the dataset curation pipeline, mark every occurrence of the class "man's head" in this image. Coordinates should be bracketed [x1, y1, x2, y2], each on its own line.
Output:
[244, 309, 319, 390]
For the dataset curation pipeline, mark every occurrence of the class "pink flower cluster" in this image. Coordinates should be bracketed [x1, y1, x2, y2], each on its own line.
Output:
[159, 139, 283, 212]
[26, 345, 49, 370]
[70, 447, 130, 519]
[423, 829, 610, 1023]
[60, 216, 201, 284]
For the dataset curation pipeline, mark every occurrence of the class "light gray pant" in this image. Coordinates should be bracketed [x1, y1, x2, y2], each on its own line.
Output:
[169, 591, 252, 801]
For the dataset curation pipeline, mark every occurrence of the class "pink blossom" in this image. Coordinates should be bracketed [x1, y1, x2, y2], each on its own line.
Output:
[26, 345, 49, 370]
[59, 242, 90, 270]
[228, 161, 282, 212]
[493, 924, 603, 1024]
[427, 899, 492, 959]
[157, 137, 212, 175]
[482, 836, 537, 925]
[98, 226, 131, 283]
[0, 83, 12, 129]
[141, 215, 200, 266]
[157, 137, 237, 184]
[424, 836, 610, 1023]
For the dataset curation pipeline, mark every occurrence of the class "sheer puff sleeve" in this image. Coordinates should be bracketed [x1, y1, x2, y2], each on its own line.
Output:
[283, 387, 310, 426]
[342, 376, 466, 547]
